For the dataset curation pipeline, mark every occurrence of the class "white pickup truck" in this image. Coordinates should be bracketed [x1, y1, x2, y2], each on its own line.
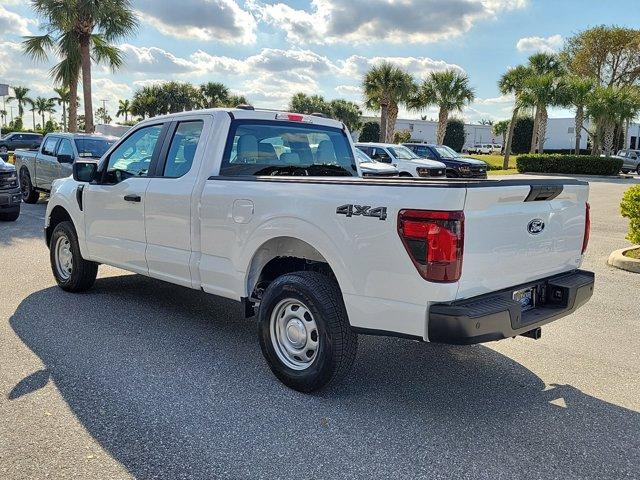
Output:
[45, 108, 595, 392]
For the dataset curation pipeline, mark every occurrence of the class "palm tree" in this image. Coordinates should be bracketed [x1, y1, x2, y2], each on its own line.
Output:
[34, 97, 56, 129]
[25, 0, 138, 133]
[520, 74, 565, 153]
[417, 69, 475, 145]
[51, 86, 72, 132]
[116, 99, 131, 122]
[587, 86, 640, 155]
[363, 62, 416, 142]
[226, 94, 248, 108]
[498, 65, 531, 169]
[563, 76, 595, 155]
[492, 120, 510, 147]
[526, 53, 565, 152]
[200, 82, 230, 108]
[29, 104, 38, 130]
[6, 86, 33, 118]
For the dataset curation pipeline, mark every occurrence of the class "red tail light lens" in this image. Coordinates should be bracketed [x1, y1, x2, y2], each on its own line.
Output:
[582, 202, 590, 254]
[398, 209, 464, 283]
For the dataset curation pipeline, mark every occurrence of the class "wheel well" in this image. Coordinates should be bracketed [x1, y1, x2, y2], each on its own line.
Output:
[46, 206, 73, 247]
[247, 237, 337, 302]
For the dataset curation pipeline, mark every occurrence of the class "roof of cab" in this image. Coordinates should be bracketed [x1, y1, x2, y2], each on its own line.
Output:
[46, 132, 117, 141]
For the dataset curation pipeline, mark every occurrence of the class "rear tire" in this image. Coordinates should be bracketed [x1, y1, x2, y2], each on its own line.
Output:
[0, 207, 19, 222]
[50, 221, 98, 292]
[258, 271, 357, 392]
[20, 168, 39, 204]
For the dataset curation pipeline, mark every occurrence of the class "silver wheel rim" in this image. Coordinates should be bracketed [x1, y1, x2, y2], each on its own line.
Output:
[270, 299, 319, 370]
[54, 234, 73, 281]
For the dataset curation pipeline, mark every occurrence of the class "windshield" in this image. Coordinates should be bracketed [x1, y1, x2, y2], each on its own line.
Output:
[387, 145, 419, 160]
[75, 138, 115, 158]
[355, 148, 374, 163]
[220, 121, 356, 177]
[434, 145, 461, 159]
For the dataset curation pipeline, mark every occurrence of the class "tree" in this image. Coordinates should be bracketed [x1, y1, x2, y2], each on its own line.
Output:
[51, 86, 72, 132]
[492, 120, 510, 146]
[479, 118, 493, 125]
[200, 82, 229, 108]
[96, 106, 111, 124]
[328, 99, 362, 132]
[562, 26, 640, 87]
[6, 86, 33, 118]
[563, 76, 595, 154]
[26, 0, 138, 133]
[587, 86, 640, 155]
[443, 119, 465, 152]
[116, 99, 131, 122]
[417, 69, 475, 145]
[29, 104, 38, 131]
[363, 62, 415, 142]
[393, 130, 412, 143]
[359, 121, 380, 142]
[520, 74, 566, 153]
[289, 93, 331, 115]
[130, 82, 202, 119]
[34, 97, 56, 130]
[511, 116, 534, 154]
[498, 65, 531, 168]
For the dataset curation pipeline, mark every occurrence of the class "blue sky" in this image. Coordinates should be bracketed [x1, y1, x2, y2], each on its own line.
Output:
[0, 0, 637, 128]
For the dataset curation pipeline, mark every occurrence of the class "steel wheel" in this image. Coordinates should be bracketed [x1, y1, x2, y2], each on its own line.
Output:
[270, 298, 319, 370]
[54, 234, 73, 281]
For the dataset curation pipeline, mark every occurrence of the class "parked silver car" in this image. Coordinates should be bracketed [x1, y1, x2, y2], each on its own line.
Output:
[612, 149, 640, 174]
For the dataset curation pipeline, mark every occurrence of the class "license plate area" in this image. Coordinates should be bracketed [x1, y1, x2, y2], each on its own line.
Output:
[513, 286, 537, 312]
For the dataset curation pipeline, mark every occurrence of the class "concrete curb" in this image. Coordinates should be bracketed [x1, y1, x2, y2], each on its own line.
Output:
[608, 246, 640, 273]
[521, 172, 636, 180]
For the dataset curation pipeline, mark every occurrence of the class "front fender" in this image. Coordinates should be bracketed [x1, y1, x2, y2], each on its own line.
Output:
[46, 178, 87, 255]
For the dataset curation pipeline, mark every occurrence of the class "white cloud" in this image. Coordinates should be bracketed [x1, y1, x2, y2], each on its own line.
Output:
[475, 93, 514, 105]
[0, 4, 35, 36]
[339, 55, 463, 79]
[335, 85, 362, 96]
[135, 0, 256, 44]
[516, 34, 563, 54]
[251, 0, 528, 45]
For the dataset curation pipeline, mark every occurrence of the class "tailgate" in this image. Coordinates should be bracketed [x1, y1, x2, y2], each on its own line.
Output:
[457, 180, 589, 299]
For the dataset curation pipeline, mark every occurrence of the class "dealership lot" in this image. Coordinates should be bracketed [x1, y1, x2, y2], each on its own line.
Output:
[1, 177, 639, 480]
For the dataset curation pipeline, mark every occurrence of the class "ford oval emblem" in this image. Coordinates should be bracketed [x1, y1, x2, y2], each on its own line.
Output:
[527, 218, 545, 235]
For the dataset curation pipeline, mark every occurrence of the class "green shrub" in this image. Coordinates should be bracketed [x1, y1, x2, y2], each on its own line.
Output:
[516, 154, 623, 176]
[393, 129, 412, 143]
[511, 116, 534, 154]
[359, 121, 380, 142]
[443, 118, 465, 152]
[621, 185, 640, 244]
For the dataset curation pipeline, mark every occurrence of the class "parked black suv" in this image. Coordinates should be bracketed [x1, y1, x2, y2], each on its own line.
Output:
[0, 132, 43, 154]
[0, 158, 21, 221]
[403, 143, 488, 178]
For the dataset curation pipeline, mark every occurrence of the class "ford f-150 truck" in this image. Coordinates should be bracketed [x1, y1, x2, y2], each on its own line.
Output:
[45, 108, 595, 392]
[15, 133, 115, 203]
[0, 158, 21, 221]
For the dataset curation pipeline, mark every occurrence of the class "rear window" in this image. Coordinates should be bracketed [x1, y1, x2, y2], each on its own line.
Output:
[75, 138, 115, 158]
[220, 121, 356, 177]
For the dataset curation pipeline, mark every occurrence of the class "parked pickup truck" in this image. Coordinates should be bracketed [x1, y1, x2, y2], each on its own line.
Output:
[0, 158, 21, 221]
[45, 108, 595, 392]
[403, 143, 488, 178]
[15, 133, 115, 203]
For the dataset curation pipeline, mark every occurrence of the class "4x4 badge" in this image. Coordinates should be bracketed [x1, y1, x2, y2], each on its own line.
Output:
[337, 204, 387, 221]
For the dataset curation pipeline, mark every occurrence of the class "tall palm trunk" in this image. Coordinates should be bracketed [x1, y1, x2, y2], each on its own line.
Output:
[603, 122, 615, 156]
[537, 106, 548, 153]
[68, 78, 78, 133]
[574, 105, 584, 155]
[624, 119, 630, 149]
[41, 113, 45, 129]
[61, 102, 67, 132]
[32, 110, 36, 130]
[379, 102, 389, 142]
[503, 107, 518, 170]
[80, 35, 94, 133]
[530, 107, 540, 153]
[387, 102, 399, 142]
[436, 107, 449, 145]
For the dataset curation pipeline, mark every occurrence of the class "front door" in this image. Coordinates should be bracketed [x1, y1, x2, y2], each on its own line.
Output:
[36, 136, 59, 190]
[83, 123, 165, 274]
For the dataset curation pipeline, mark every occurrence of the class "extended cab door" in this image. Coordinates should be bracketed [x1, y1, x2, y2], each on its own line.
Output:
[36, 136, 60, 190]
[144, 117, 207, 286]
[83, 123, 166, 274]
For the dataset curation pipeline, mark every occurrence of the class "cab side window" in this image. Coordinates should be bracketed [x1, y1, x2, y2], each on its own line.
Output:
[42, 137, 59, 156]
[163, 121, 203, 178]
[57, 139, 74, 161]
[105, 125, 163, 182]
[371, 148, 391, 163]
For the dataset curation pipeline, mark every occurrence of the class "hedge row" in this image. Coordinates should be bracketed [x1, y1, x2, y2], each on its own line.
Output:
[621, 185, 640, 245]
[516, 154, 623, 176]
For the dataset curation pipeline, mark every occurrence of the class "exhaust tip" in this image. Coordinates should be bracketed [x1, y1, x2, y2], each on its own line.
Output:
[521, 327, 542, 340]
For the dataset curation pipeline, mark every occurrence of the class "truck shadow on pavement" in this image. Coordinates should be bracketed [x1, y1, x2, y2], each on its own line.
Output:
[9, 274, 640, 480]
[0, 200, 48, 247]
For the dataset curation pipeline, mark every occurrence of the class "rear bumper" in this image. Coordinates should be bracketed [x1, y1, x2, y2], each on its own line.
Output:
[428, 270, 594, 344]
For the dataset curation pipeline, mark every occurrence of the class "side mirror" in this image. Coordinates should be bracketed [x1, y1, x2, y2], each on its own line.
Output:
[57, 153, 73, 164]
[73, 161, 98, 183]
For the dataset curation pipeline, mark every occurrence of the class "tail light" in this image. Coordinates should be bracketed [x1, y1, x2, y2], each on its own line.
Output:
[582, 202, 590, 254]
[398, 209, 464, 283]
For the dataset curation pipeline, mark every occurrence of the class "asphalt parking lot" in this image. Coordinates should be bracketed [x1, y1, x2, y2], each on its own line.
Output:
[1, 177, 639, 480]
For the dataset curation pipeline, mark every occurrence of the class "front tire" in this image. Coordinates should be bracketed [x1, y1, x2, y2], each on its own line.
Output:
[50, 221, 98, 292]
[20, 169, 39, 204]
[258, 271, 357, 392]
[0, 206, 19, 222]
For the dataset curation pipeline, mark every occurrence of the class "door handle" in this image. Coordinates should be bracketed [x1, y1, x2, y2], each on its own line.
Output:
[124, 194, 141, 203]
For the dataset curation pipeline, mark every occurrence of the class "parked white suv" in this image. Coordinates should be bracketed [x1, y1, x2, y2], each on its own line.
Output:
[45, 107, 595, 392]
[355, 142, 446, 178]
